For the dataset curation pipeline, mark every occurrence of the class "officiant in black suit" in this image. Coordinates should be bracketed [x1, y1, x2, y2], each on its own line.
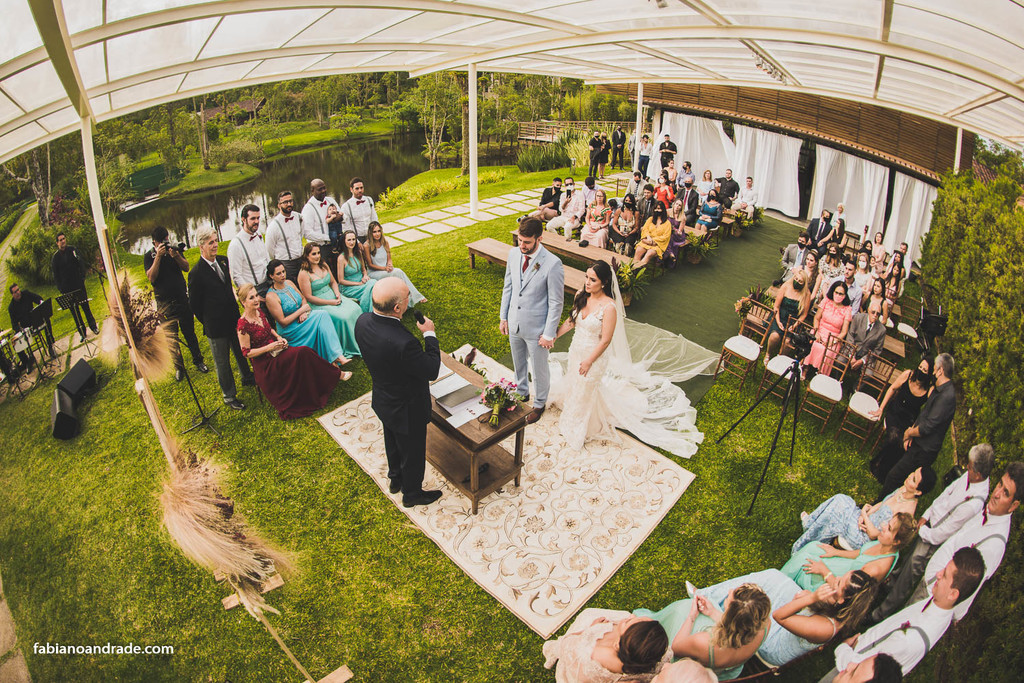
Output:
[354, 277, 442, 508]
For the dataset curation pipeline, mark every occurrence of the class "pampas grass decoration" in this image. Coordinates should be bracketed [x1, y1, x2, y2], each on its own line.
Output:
[161, 452, 292, 619]
[106, 272, 175, 381]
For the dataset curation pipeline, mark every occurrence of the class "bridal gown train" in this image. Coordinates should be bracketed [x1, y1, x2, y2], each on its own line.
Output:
[548, 294, 718, 458]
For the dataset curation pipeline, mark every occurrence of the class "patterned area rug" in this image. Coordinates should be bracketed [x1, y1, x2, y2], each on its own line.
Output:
[317, 349, 694, 638]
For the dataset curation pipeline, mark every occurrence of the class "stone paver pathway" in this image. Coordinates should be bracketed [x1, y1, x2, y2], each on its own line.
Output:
[380, 174, 626, 249]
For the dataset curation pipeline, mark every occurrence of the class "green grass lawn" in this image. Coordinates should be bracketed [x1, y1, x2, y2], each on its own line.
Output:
[0, 177, 958, 681]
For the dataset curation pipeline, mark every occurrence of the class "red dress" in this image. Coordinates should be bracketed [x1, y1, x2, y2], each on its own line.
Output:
[237, 311, 340, 420]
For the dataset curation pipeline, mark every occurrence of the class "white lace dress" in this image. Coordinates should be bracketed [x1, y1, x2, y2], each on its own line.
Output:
[555, 304, 619, 451]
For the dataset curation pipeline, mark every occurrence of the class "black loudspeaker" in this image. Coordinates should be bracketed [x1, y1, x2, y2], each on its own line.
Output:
[50, 388, 79, 440]
[58, 358, 96, 404]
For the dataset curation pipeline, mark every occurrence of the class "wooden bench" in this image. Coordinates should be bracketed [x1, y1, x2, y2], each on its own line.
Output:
[467, 238, 586, 296]
[510, 230, 632, 268]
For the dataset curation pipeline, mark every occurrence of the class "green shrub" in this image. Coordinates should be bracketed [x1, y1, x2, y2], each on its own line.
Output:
[208, 139, 264, 171]
[0, 202, 29, 244]
[516, 143, 570, 173]
[8, 198, 100, 285]
[557, 129, 591, 173]
[376, 169, 508, 211]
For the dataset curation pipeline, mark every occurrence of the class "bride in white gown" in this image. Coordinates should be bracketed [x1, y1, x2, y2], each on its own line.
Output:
[548, 261, 719, 458]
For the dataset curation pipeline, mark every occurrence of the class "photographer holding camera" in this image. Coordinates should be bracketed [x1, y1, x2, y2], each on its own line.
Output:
[145, 226, 209, 380]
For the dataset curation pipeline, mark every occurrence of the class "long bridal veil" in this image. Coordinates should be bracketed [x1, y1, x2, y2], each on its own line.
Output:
[549, 276, 720, 458]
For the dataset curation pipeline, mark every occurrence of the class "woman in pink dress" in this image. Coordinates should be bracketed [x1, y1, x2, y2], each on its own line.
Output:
[236, 283, 344, 420]
[580, 189, 613, 248]
[803, 280, 853, 375]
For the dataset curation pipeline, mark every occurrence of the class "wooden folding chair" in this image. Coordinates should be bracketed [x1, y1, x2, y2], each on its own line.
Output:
[715, 301, 773, 389]
[838, 353, 897, 449]
[799, 335, 853, 432]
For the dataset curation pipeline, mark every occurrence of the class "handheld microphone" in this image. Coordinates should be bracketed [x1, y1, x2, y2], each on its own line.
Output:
[413, 309, 425, 325]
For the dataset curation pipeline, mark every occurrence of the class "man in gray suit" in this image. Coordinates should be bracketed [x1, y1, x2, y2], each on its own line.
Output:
[500, 217, 566, 424]
[848, 300, 887, 371]
[779, 231, 810, 282]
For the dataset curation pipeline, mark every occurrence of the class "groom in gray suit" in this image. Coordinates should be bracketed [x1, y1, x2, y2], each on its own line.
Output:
[500, 217, 565, 424]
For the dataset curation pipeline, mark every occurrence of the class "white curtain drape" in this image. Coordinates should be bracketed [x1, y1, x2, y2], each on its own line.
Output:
[884, 172, 938, 266]
[809, 145, 889, 240]
[646, 112, 733, 185]
[731, 124, 801, 217]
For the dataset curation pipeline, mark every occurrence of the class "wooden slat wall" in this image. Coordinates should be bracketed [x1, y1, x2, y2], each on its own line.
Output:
[600, 83, 969, 177]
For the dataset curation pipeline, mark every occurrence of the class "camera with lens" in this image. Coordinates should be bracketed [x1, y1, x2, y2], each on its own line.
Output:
[788, 329, 814, 361]
[164, 241, 186, 254]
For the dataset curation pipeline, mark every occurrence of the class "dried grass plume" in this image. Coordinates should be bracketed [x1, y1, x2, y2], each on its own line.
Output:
[105, 272, 174, 381]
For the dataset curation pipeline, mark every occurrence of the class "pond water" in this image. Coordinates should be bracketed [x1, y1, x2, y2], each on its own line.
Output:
[118, 134, 499, 255]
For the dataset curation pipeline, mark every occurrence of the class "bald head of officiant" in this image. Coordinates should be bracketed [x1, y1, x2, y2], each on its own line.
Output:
[355, 275, 442, 508]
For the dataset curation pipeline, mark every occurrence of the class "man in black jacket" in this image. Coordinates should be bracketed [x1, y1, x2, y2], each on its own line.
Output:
[678, 179, 699, 227]
[611, 124, 627, 170]
[7, 283, 53, 360]
[354, 277, 442, 508]
[187, 226, 253, 410]
[717, 169, 740, 209]
[530, 177, 562, 222]
[146, 226, 208, 381]
[51, 232, 97, 340]
[587, 131, 602, 179]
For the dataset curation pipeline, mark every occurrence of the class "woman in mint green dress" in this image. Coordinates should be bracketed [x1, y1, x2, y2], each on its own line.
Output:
[633, 583, 771, 680]
[297, 243, 361, 358]
[782, 513, 916, 590]
[265, 260, 351, 371]
[336, 231, 375, 313]
[363, 222, 426, 306]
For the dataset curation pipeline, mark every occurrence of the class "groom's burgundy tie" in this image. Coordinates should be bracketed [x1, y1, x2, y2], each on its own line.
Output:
[522, 255, 530, 273]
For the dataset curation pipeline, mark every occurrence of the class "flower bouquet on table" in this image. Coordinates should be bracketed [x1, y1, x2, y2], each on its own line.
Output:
[479, 378, 521, 426]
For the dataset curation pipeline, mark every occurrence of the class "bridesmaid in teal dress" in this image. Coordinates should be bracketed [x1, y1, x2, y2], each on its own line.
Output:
[336, 231, 375, 313]
[363, 222, 426, 306]
[782, 513, 916, 590]
[633, 583, 771, 680]
[297, 243, 361, 358]
[265, 260, 351, 368]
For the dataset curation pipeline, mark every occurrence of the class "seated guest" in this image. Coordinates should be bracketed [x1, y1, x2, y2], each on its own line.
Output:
[635, 584, 771, 680]
[820, 548, 985, 681]
[871, 444, 994, 623]
[827, 653, 902, 683]
[678, 161, 697, 189]
[717, 169, 740, 209]
[663, 198, 690, 268]
[236, 284, 347, 419]
[869, 357, 933, 484]
[677, 178, 699, 227]
[829, 261, 863, 326]
[807, 210, 833, 255]
[542, 608, 670, 682]
[609, 194, 639, 256]
[907, 463, 1022, 621]
[853, 253, 872, 292]
[650, 658, 717, 683]
[861, 278, 890, 322]
[847, 301, 887, 372]
[297, 242, 362, 359]
[664, 159, 678, 185]
[7, 283, 52, 361]
[827, 204, 847, 249]
[548, 177, 586, 239]
[793, 468, 927, 554]
[781, 232, 811, 282]
[363, 222, 426, 305]
[624, 170, 645, 204]
[817, 246, 844, 299]
[881, 252, 904, 305]
[869, 233, 887, 278]
[580, 189, 613, 248]
[783, 513, 916, 588]
[531, 177, 563, 222]
[802, 251, 821, 303]
[803, 280, 853, 374]
[654, 174, 675, 208]
[736, 177, 757, 219]
[697, 169, 714, 204]
[695, 190, 723, 233]
[265, 259, 351, 367]
[336, 231, 376, 313]
[636, 184, 657, 229]
[633, 201, 673, 270]
[764, 271, 812, 360]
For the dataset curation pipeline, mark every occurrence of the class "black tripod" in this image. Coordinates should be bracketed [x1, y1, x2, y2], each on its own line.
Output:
[177, 332, 219, 435]
[717, 357, 803, 515]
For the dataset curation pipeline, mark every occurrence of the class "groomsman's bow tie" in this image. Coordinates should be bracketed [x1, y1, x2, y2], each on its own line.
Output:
[284, 215, 293, 222]
[320, 200, 327, 207]
[356, 199, 365, 205]
[248, 233, 259, 241]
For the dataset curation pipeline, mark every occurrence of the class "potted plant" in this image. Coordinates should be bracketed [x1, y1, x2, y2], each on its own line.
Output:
[614, 259, 646, 305]
[685, 235, 717, 264]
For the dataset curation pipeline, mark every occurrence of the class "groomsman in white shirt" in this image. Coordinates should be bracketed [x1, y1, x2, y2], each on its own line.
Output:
[910, 461, 1023, 621]
[342, 176, 377, 243]
[301, 178, 342, 277]
[819, 547, 986, 682]
[227, 203, 271, 297]
[265, 190, 304, 283]
[871, 444, 993, 622]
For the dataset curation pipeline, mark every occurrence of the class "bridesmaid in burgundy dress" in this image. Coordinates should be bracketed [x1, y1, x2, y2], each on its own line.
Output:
[235, 283, 346, 420]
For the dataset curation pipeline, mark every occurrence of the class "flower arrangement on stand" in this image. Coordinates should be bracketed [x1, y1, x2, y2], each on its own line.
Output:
[480, 378, 521, 426]
[734, 284, 774, 321]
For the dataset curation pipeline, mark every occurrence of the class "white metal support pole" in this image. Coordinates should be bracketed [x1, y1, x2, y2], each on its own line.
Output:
[632, 82, 644, 172]
[469, 63, 479, 219]
[954, 127, 963, 173]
